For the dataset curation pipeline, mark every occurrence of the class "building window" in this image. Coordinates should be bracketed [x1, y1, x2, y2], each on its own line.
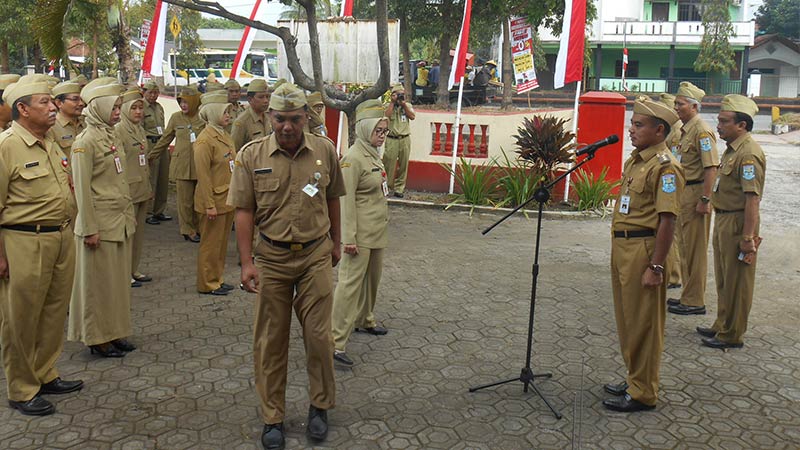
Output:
[652, 2, 670, 22]
[615, 60, 639, 78]
[678, 0, 703, 21]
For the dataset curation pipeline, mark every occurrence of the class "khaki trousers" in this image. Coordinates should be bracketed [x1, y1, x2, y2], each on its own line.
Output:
[332, 248, 383, 351]
[253, 236, 336, 424]
[667, 230, 682, 286]
[175, 179, 198, 236]
[678, 184, 711, 307]
[131, 201, 148, 276]
[611, 235, 666, 406]
[197, 212, 234, 292]
[0, 228, 74, 401]
[382, 135, 410, 194]
[148, 147, 170, 216]
[712, 212, 757, 344]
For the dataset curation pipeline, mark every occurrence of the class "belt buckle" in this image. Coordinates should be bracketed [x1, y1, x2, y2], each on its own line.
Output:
[290, 243, 303, 251]
[60, 220, 70, 231]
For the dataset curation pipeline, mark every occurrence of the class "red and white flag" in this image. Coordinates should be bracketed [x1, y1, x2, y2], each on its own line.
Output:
[141, 0, 167, 77]
[447, 0, 473, 90]
[553, 0, 586, 89]
[231, 0, 264, 79]
[621, 47, 629, 91]
[341, 0, 354, 16]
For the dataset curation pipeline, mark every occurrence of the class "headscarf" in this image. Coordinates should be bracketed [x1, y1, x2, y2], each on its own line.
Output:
[83, 81, 125, 129]
[178, 86, 201, 116]
[307, 92, 325, 131]
[119, 95, 146, 142]
[199, 103, 232, 133]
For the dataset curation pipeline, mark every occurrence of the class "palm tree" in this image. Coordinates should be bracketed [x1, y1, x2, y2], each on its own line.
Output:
[280, 0, 335, 20]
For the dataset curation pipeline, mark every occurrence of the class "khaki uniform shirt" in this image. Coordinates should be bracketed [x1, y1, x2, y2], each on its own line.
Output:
[340, 141, 389, 248]
[151, 112, 205, 181]
[48, 113, 85, 158]
[115, 122, 152, 204]
[231, 106, 272, 152]
[386, 103, 414, 137]
[0, 122, 76, 226]
[142, 101, 165, 138]
[612, 141, 684, 231]
[712, 133, 766, 211]
[665, 119, 682, 159]
[71, 125, 136, 241]
[194, 126, 235, 214]
[227, 102, 245, 133]
[227, 132, 346, 242]
[678, 115, 719, 182]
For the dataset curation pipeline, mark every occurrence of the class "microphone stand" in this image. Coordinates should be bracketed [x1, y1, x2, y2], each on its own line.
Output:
[468, 149, 601, 420]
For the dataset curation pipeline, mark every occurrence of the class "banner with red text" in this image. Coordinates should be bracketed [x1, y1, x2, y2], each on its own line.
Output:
[510, 17, 539, 93]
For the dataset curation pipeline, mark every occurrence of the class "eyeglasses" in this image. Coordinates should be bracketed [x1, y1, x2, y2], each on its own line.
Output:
[373, 127, 389, 136]
[63, 96, 82, 103]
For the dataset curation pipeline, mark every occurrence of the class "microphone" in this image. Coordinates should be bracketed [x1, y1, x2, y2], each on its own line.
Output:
[575, 135, 619, 157]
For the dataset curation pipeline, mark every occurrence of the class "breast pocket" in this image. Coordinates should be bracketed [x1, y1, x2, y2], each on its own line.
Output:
[628, 176, 648, 209]
[255, 177, 280, 208]
[18, 166, 54, 199]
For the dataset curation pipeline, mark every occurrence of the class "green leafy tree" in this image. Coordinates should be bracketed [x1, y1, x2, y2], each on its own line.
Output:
[200, 17, 245, 29]
[173, 7, 205, 69]
[694, 0, 736, 91]
[755, 0, 800, 40]
[0, 0, 36, 73]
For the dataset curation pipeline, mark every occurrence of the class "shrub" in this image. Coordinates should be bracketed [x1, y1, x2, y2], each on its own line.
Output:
[440, 157, 499, 215]
[570, 167, 620, 213]
[495, 149, 545, 209]
[513, 115, 576, 181]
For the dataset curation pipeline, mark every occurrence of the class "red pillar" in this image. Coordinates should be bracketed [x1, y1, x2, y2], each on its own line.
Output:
[479, 124, 489, 157]
[575, 92, 626, 195]
[432, 122, 442, 155]
[444, 123, 453, 155]
[467, 124, 476, 156]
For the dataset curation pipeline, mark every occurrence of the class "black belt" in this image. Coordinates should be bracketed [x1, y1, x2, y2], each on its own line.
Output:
[146, 136, 161, 143]
[715, 208, 744, 214]
[260, 233, 320, 251]
[2, 221, 70, 233]
[613, 229, 655, 238]
[387, 134, 409, 139]
[686, 179, 704, 186]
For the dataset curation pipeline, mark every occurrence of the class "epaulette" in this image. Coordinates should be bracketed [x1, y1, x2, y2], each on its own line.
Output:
[240, 135, 269, 154]
[657, 152, 671, 165]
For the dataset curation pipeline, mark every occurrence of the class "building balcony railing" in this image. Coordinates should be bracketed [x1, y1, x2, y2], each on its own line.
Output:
[598, 77, 743, 95]
[539, 20, 755, 47]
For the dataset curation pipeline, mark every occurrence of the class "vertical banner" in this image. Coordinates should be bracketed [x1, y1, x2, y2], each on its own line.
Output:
[141, 0, 167, 77]
[510, 17, 539, 94]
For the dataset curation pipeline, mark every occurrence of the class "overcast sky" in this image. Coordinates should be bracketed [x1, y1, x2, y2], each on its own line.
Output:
[203, 1, 290, 25]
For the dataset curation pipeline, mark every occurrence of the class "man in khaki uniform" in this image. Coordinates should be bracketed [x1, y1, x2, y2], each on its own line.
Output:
[0, 74, 22, 130]
[603, 98, 684, 412]
[668, 82, 719, 315]
[225, 79, 244, 126]
[228, 83, 345, 449]
[231, 79, 271, 152]
[659, 93, 683, 289]
[49, 81, 85, 158]
[382, 84, 415, 198]
[142, 80, 171, 225]
[697, 95, 765, 349]
[305, 91, 328, 137]
[0, 78, 83, 416]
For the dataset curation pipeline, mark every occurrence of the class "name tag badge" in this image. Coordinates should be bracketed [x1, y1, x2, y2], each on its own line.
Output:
[229, 160, 235, 173]
[400, 113, 407, 123]
[713, 177, 721, 193]
[676, 154, 682, 163]
[303, 183, 319, 197]
[382, 180, 389, 197]
[189, 132, 196, 143]
[254, 168, 272, 174]
[156, 126, 163, 134]
[114, 156, 123, 174]
[619, 195, 631, 214]
[24, 160, 40, 168]
[138, 153, 147, 166]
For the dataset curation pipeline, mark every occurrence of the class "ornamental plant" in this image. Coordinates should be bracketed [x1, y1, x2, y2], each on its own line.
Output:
[513, 115, 576, 182]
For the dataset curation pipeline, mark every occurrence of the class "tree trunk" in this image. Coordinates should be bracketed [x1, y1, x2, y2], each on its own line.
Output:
[501, 17, 513, 109]
[92, 25, 98, 79]
[0, 41, 9, 74]
[400, 16, 412, 95]
[435, 1, 453, 108]
[115, 7, 136, 83]
[33, 44, 43, 73]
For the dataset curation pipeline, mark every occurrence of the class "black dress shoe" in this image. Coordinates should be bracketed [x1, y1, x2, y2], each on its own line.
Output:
[145, 216, 161, 225]
[667, 283, 682, 289]
[696, 326, 717, 338]
[333, 351, 354, 367]
[39, 377, 84, 395]
[603, 381, 628, 396]
[200, 288, 228, 296]
[393, 192, 404, 198]
[667, 297, 680, 306]
[307, 405, 328, 441]
[153, 213, 172, 221]
[132, 274, 153, 282]
[261, 423, 285, 450]
[183, 234, 201, 243]
[668, 304, 706, 315]
[701, 336, 743, 349]
[89, 344, 126, 358]
[603, 394, 655, 412]
[131, 279, 143, 288]
[111, 338, 137, 352]
[219, 283, 234, 291]
[356, 326, 388, 336]
[8, 395, 55, 416]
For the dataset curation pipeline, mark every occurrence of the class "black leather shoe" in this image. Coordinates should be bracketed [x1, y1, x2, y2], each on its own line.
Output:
[307, 405, 328, 441]
[603, 381, 628, 396]
[153, 213, 172, 221]
[111, 338, 137, 352]
[667, 283, 682, 289]
[183, 234, 201, 243]
[356, 326, 388, 336]
[200, 288, 228, 296]
[145, 216, 160, 225]
[701, 336, 743, 349]
[696, 326, 717, 338]
[261, 423, 285, 450]
[8, 396, 55, 416]
[90, 344, 125, 358]
[393, 192, 404, 198]
[667, 297, 680, 306]
[333, 351, 354, 367]
[603, 394, 655, 412]
[219, 283, 234, 291]
[131, 279, 143, 288]
[668, 304, 706, 315]
[39, 377, 84, 395]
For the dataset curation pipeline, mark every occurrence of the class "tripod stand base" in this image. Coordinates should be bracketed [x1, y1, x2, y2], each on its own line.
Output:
[469, 368, 562, 419]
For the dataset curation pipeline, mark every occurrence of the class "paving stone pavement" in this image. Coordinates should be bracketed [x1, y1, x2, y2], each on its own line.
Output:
[1, 136, 798, 449]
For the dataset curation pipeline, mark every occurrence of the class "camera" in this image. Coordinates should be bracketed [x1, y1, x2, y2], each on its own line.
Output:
[396, 93, 405, 102]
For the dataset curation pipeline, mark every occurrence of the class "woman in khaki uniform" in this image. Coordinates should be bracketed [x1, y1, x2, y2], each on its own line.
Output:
[331, 99, 390, 366]
[150, 86, 204, 242]
[69, 79, 137, 358]
[115, 88, 153, 286]
[194, 97, 236, 295]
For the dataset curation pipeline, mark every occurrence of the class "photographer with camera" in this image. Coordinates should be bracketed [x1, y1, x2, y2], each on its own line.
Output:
[382, 84, 415, 198]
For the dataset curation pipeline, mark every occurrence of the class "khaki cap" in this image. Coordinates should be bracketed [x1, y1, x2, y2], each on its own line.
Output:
[633, 97, 679, 125]
[273, 78, 288, 89]
[72, 74, 89, 86]
[81, 77, 119, 99]
[676, 81, 705, 102]
[52, 81, 82, 97]
[306, 91, 323, 106]
[224, 79, 241, 89]
[355, 99, 385, 122]
[2, 80, 51, 105]
[0, 74, 21, 90]
[391, 84, 404, 93]
[247, 79, 269, 93]
[269, 83, 307, 111]
[720, 94, 758, 119]
[82, 81, 125, 104]
[205, 80, 224, 92]
[143, 80, 159, 91]
[18, 74, 52, 84]
[178, 85, 201, 98]
[200, 91, 229, 105]
[121, 87, 143, 104]
[658, 93, 676, 109]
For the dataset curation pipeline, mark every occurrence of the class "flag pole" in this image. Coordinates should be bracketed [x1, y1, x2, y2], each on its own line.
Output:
[562, 80, 581, 202]
[335, 0, 353, 156]
[448, 79, 466, 194]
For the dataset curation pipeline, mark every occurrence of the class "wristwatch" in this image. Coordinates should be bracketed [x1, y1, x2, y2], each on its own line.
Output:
[648, 264, 665, 274]
[700, 195, 710, 204]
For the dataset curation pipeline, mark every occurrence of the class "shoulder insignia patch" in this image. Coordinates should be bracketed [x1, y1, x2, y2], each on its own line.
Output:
[742, 164, 756, 181]
[340, 162, 351, 168]
[699, 137, 712, 152]
[661, 173, 677, 193]
[72, 148, 85, 153]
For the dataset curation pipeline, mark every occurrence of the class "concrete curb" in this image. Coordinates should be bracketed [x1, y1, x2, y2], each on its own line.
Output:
[388, 197, 608, 220]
